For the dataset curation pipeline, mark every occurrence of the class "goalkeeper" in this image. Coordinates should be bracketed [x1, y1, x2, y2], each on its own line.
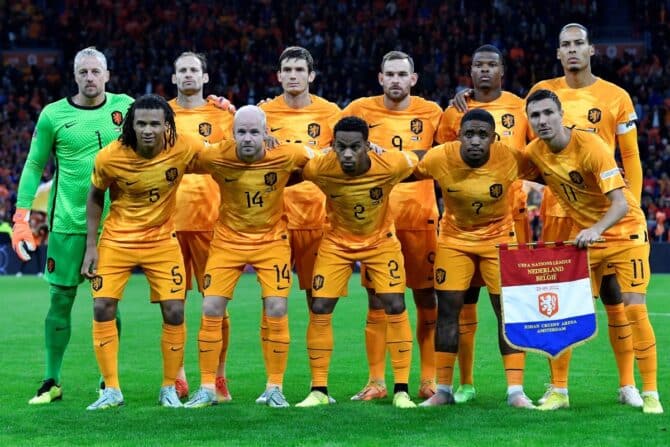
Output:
[13, 47, 133, 405]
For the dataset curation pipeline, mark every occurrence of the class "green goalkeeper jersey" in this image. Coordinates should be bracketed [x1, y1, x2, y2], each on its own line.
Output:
[16, 93, 134, 234]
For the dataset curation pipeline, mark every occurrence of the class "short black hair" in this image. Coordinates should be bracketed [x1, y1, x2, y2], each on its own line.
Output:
[559, 23, 590, 44]
[526, 89, 562, 112]
[278, 46, 314, 72]
[473, 44, 503, 60]
[119, 94, 177, 151]
[334, 116, 369, 141]
[461, 108, 495, 130]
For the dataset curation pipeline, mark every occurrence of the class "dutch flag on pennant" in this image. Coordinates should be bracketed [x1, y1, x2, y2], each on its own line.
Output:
[499, 243, 597, 358]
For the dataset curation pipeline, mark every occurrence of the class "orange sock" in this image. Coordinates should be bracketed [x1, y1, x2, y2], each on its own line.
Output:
[365, 308, 387, 381]
[416, 306, 436, 381]
[218, 312, 230, 370]
[93, 320, 119, 389]
[265, 315, 290, 386]
[306, 313, 333, 387]
[161, 323, 185, 387]
[605, 303, 634, 387]
[198, 316, 223, 385]
[458, 303, 478, 385]
[386, 311, 413, 384]
[625, 304, 658, 392]
[502, 352, 525, 387]
[549, 349, 572, 388]
[435, 352, 457, 386]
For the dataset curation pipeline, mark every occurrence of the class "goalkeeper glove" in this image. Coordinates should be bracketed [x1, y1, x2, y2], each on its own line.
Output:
[11, 208, 36, 261]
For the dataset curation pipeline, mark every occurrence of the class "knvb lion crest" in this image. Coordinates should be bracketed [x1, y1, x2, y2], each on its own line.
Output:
[489, 183, 503, 198]
[501, 113, 515, 129]
[587, 108, 602, 124]
[369, 187, 383, 201]
[46, 257, 56, 273]
[312, 274, 325, 291]
[307, 123, 321, 138]
[410, 118, 423, 135]
[203, 274, 211, 290]
[165, 167, 179, 183]
[91, 275, 103, 291]
[569, 170, 584, 185]
[111, 111, 123, 126]
[538, 292, 559, 318]
[198, 122, 212, 137]
[265, 172, 277, 186]
[435, 268, 446, 285]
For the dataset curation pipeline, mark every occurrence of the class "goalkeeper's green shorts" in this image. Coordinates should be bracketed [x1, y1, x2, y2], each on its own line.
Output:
[44, 232, 87, 287]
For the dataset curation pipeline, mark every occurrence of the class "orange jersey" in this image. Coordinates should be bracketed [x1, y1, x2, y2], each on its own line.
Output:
[529, 77, 638, 217]
[416, 141, 532, 246]
[261, 94, 341, 229]
[436, 91, 531, 215]
[303, 150, 418, 249]
[342, 95, 442, 230]
[169, 99, 233, 232]
[194, 141, 315, 246]
[525, 130, 646, 242]
[92, 136, 201, 243]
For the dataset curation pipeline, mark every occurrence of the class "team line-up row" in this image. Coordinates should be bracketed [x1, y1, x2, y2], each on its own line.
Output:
[12, 22, 661, 414]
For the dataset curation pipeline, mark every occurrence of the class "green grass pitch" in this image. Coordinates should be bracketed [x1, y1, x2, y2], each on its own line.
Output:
[1, 273, 668, 446]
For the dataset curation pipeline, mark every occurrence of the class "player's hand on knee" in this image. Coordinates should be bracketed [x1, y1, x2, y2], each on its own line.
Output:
[450, 88, 473, 113]
[81, 247, 99, 278]
[11, 208, 36, 261]
[207, 95, 236, 113]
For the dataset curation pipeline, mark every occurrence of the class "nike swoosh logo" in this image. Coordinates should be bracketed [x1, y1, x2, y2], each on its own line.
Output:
[170, 347, 182, 351]
[309, 356, 322, 360]
[630, 282, 644, 287]
[170, 288, 183, 293]
[388, 282, 402, 287]
[55, 326, 69, 331]
[224, 178, 238, 183]
[125, 181, 138, 186]
[446, 188, 460, 193]
[199, 349, 213, 353]
[277, 286, 289, 290]
[399, 348, 411, 353]
[65, 122, 76, 128]
[99, 340, 112, 347]
[617, 334, 632, 340]
[368, 123, 382, 128]
[270, 127, 283, 132]
[543, 172, 553, 176]
[330, 194, 343, 198]
[273, 349, 287, 353]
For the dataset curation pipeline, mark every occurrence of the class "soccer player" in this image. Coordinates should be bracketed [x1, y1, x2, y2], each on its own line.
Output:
[169, 51, 234, 401]
[81, 94, 202, 410]
[417, 109, 534, 408]
[295, 116, 418, 409]
[525, 89, 662, 414]
[436, 44, 532, 404]
[342, 51, 442, 400]
[528, 24, 644, 408]
[260, 46, 340, 322]
[12, 47, 133, 404]
[184, 106, 315, 409]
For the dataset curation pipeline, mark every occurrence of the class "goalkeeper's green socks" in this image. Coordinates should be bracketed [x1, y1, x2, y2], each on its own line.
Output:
[44, 285, 77, 383]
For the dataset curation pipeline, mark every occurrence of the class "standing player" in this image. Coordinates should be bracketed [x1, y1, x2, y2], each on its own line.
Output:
[260, 46, 340, 325]
[342, 51, 442, 400]
[12, 47, 133, 404]
[169, 51, 234, 401]
[528, 24, 644, 407]
[81, 95, 201, 410]
[525, 90, 662, 414]
[436, 45, 531, 403]
[418, 109, 534, 408]
[184, 106, 315, 408]
[296, 116, 418, 409]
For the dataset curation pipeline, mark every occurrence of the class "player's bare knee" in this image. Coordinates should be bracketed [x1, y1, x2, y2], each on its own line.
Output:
[464, 286, 481, 304]
[202, 296, 227, 317]
[412, 288, 436, 308]
[379, 293, 406, 315]
[263, 297, 287, 317]
[435, 318, 458, 352]
[599, 274, 623, 304]
[93, 298, 117, 322]
[311, 298, 336, 314]
[367, 288, 384, 310]
[161, 300, 184, 325]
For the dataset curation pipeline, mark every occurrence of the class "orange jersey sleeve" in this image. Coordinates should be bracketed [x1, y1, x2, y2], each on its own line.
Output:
[196, 141, 315, 246]
[261, 94, 341, 229]
[528, 77, 640, 217]
[342, 95, 442, 230]
[416, 141, 525, 246]
[303, 150, 418, 249]
[525, 130, 646, 242]
[169, 99, 234, 232]
[92, 136, 201, 243]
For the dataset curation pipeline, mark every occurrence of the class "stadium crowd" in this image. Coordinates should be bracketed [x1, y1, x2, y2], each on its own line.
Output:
[1, 0, 669, 237]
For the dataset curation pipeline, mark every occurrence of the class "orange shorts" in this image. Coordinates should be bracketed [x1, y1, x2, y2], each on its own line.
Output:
[514, 211, 531, 244]
[540, 215, 573, 242]
[433, 242, 501, 294]
[588, 242, 650, 295]
[92, 235, 186, 302]
[312, 236, 405, 298]
[361, 228, 436, 290]
[290, 228, 323, 290]
[177, 230, 213, 293]
[203, 238, 292, 298]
